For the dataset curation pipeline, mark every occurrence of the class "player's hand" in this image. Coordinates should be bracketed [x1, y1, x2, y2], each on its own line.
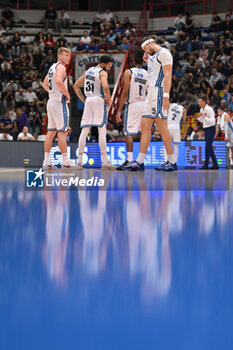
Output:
[143, 52, 148, 64]
[106, 98, 111, 106]
[225, 137, 229, 142]
[162, 97, 170, 111]
[65, 93, 70, 103]
[116, 111, 121, 124]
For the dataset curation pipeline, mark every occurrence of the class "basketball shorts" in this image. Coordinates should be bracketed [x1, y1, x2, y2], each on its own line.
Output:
[81, 96, 107, 128]
[47, 97, 69, 132]
[142, 86, 168, 119]
[124, 100, 145, 135]
[168, 125, 181, 143]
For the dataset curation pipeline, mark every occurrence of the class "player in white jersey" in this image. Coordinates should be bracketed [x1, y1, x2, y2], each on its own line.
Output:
[223, 109, 233, 168]
[42, 47, 73, 169]
[115, 51, 148, 171]
[126, 35, 176, 172]
[215, 106, 228, 138]
[164, 94, 187, 167]
[73, 55, 115, 169]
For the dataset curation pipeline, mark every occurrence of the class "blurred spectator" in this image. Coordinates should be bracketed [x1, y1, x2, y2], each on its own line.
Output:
[11, 32, 21, 56]
[86, 41, 99, 53]
[107, 29, 116, 43]
[209, 12, 222, 32]
[36, 86, 47, 113]
[58, 9, 71, 33]
[6, 80, 18, 93]
[199, 80, 212, 98]
[0, 112, 13, 130]
[8, 105, 16, 122]
[1, 7, 14, 30]
[16, 107, 29, 131]
[67, 127, 76, 142]
[186, 126, 197, 140]
[32, 111, 43, 135]
[185, 12, 194, 34]
[114, 23, 123, 36]
[107, 122, 119, 141]
[11, 119, 19, 140]
[20, 30, 31, 47]
[222, 89, 231, 105]
[160, 36, 170, 50]
[211, 89, 222, 111]
[209, 68, 223, 89]
[199, 43, 209, 61]
[104, 9, 113, 22]
[86, 128, 97, 142]
[120, 37, 129, 51]
[44, 33, 55, 54]
[33, 48, 44, 71]
[90, 26, 101, 42]
[81, 31, 91, 44]
[174, 13, 185, 33]
[34, 32, 45, 52]
[25, 86, 37, 111]
[0, 129, 13, 141]
[15, 88, 27, 108]
[122, 17, 133, 31]
[222, 15, 233, 32]
[44, 6, 58, 32]
[75, 40, 86, 52]
[196, 126, 205, 140]
[108, 40, 119, 53]
[2, 87, 15, 111]
[41, 49, 56, 75]
[95, 11, 105, 23]
[99, 37, 109, 51]
[1, 59, 13, 82]
[228, 95, 233, 112]
[17, 125, 35, 141]
[56, 32, 67, 48]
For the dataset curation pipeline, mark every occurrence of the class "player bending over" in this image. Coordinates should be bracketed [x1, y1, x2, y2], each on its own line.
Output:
[73, 55, 115, 169]
[125, 35, 176, 172]
[42, 47, 73, 169]
[224, 110, 233, 169]
[115, 50, 148, 171]
[161, 94, 187, 170]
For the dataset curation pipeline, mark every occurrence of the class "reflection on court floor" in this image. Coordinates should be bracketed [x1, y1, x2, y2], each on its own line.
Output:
[0, 169, 233, 350]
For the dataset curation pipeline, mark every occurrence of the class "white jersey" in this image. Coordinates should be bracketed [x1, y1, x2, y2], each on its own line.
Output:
[217, 112, 227, 131]
[128, 67, 147, 103]
[168, 103, 184, 126]
[84, 66, 104, 98]
[225, 118, 233, 143]
[48, 62, 67, 102]
[147, 48, 173, 87]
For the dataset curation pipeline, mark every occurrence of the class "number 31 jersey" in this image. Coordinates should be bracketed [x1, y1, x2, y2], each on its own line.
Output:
[84, 67, 104, 98]
[168, 103, 184, 127]
[128, 67, 148, 104]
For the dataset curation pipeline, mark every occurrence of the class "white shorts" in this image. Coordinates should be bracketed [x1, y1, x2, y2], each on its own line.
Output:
[143, 86, 168, 119]
[47, 98, 69, 132]
[124, 101, 145, 135]
[168, 125, 181, 143]
[81, 96, 107, 128]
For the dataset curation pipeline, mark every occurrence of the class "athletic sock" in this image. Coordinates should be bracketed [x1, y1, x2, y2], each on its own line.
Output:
[62, 153, 68, 162]
[173, 143, 179, 163]
[127, 152, 133, 162]
[136, 153, 146, 164]
[164, 148, 168, 162]
[168, 154, 175, 164]
[44, 152, 50, 162]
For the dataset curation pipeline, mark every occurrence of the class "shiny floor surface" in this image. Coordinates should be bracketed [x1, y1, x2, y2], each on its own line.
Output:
[0, 168, 233, 350]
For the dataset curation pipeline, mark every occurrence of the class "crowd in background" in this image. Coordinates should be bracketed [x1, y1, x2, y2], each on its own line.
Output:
[0, 6, 233, 142]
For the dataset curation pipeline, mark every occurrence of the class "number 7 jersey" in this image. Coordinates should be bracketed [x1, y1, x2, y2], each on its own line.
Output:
[84, 66, 104, 98]
[128, 67, 148, 103]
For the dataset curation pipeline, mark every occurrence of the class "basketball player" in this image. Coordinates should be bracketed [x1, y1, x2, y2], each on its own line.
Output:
[125, 35, 176, 171]
[215, 106, 228, 138]
[224, 111, 233, 169]
[42, 47, 73, 169]
[73, 55, 115, 169]
[162, 94, 187, 170]
[115, 50, 148, 171]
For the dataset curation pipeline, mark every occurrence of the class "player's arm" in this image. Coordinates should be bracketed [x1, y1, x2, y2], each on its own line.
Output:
[116, 69, 131, 123]
[99, 70, 111, 105]
[162, 63, 172, 110]
[215, 123, 219, 139]
[73, 72, 86, 104]
[224, 113, 231, 141]
[42, 74, 49, 93]
[182, 108, 187, 139]
[55, 64, 70, 102]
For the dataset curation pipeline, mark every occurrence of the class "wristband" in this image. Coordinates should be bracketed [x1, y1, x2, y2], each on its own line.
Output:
[163, 93, 169, 98]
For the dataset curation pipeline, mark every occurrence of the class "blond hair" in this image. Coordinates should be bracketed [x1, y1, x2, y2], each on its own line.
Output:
[57, 47, 71, 56]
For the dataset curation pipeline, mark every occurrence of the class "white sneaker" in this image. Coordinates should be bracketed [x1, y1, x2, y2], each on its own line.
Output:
[101, 160, 116, 170]
[61, 160, 75, 169]
[42, 161, 57, 170]
[76, 163, 83, 169]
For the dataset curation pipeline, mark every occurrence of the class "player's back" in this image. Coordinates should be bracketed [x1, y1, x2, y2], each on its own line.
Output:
[168, 103, 184, 127]
[84, 66, 103, 98]
[128, 67, 147, 104]
[48, 62, 67, 102]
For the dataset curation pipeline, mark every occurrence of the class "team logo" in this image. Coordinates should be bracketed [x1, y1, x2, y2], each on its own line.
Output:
[26, 169, 44, 188]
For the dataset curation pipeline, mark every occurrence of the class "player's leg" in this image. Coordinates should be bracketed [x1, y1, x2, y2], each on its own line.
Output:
[230, 148, 233, 168]
[173, 143, 179, 163]
[126, 135, 134, 162]
[43, 130, 57, 169]
[77, 127, 90, 167]
[98, 125, 115, 169]
[137, 117, 154, 163]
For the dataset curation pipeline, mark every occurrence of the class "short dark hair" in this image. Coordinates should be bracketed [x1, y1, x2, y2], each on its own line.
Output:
[199, 95, 207, 102]
[218, 106, 226, 111]
[134, 50, 144, 66]
[178, 94, 186, 103]
[141, 34, 158, 44]
[100, 55, 112, 64]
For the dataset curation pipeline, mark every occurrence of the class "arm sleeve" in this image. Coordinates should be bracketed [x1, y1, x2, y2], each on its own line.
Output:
[158, 49, 173, 66]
